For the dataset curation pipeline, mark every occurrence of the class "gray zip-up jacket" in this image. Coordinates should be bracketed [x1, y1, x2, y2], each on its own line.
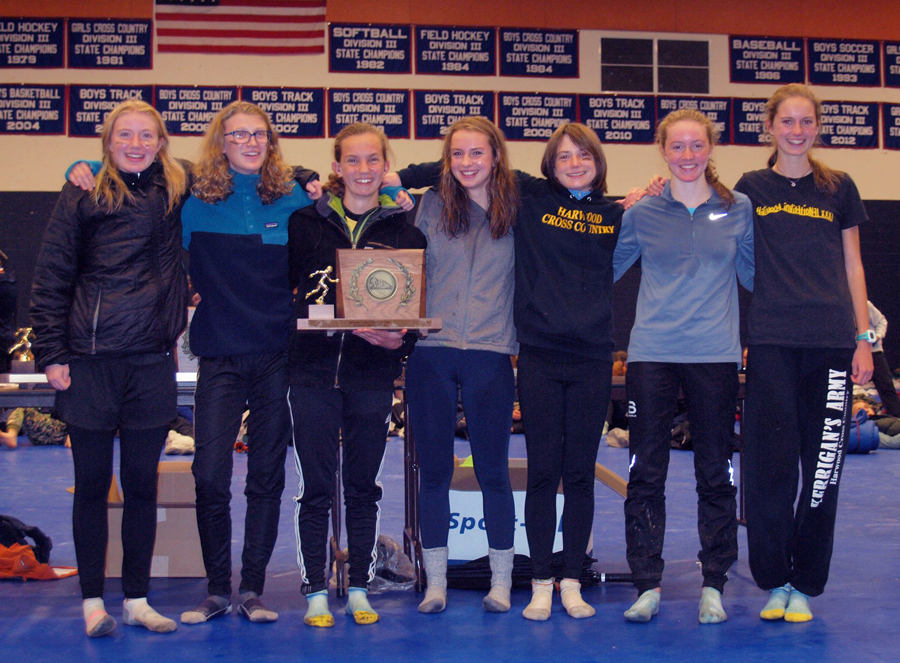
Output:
[414, 189, 518, 355]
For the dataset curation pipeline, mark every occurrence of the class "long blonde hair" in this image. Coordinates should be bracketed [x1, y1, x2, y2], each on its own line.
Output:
[439, 116, 518, 239]
[765, 84, 842, 196]
[93, 99, 186, 214]
[191, 101, 294, 204]
[656, 109, 735, 210]
[324, 123, 391, 199]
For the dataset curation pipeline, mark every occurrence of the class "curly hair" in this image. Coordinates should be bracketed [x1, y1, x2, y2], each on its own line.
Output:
[191, 100, 294, 205]
[323, 123, 391, 199]
[438, 116, 518, 240]
[93, 99, 186, 214]
[656, 108, 735, 210]
[540, 123, 608, 194]
[764, 84, 842, 196]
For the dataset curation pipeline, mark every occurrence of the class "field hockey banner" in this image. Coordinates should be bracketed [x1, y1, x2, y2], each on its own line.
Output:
[819, 101, 878, 148]
[732, 98, 771, 146]
[808, 39, 880, 87]
[882, 104, 900, 149]
[68, 85, 153, 136]
[729, 35, 804, 84]
[415, 26, 495, 76]
[240, 87, 325, 138]
[0, 18, 63, 68]
[413, 90, 494, 138]
[329, 24, 411, 74]
[656, 97, 732, 145]
[328, 88, 410, 138]
[498, 92, 576, 140]
[883, 43, 900, 87]
[154, 86, 238, 136]
[578, 94, 654, 144]
[499, 28, 578, 78]
[0, 84, 65, 135]
[68, 19, 152, 69]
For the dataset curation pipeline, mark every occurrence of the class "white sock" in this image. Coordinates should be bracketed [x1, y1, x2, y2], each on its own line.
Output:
[560, 579, 595, 618]
[522, 579, 554, 621]
[785, 589, 813, 623]
[304, 590, 334, 628]
[419, 547, 448, 614]
[346, 588, 379, 625]
[483, 547, 514, 613]
[123, 598, 177, 633]
[698, 587, 727, 624]
[760, 584, 791, 620]
[83, 598, 116, 637]
[624, 588, 660, 623]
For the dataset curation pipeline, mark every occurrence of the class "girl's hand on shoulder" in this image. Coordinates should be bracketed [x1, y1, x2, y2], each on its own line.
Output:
[851, 342, 874, 385]
[305, 179, 323, 200]
[352, 328, 406, 350]
[395, 190, 415, 211]
[620, 187, 647, 210]
[45, 363, 71, 391]
[647, 176, 668, 196]
[68, 163, 97, 191]
[382, 172, 401, 188]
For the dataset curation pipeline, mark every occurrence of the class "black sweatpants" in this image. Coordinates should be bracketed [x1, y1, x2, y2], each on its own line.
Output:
[743, 345, 854, 597]
[291, 386, 392, 594]
[872, 350, 900, 417]
[517, 345, 612, 580]
[624, 361, 738, 594]
[192, 352, 290, 597]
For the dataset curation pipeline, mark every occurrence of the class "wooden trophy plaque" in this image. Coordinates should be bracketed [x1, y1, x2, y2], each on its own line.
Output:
[297, 248, 442, 332]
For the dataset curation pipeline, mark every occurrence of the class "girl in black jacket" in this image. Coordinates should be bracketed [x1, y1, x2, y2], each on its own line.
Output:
[287, 123, 425, 628]
[30, 100, 188, 638]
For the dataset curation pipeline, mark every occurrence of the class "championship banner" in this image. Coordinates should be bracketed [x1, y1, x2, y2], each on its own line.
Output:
[882, 103, 900, 149]
[329, 23, 411, 73]
[0, 18, 63, 68]
[0, 84, 65, 135]
[883, 42, 900, 87]
[578, 94, 654, 144]
[729, 35, 804, 84]
[241, 87, 325, 138]
[69, 85, 153, 137]
[499, 28, 577, 78]
[732, 98, 771, 146]
[68, 19, 152, 69]
[155, 86, 238, 136]
[498, 92, 576, 140]
[328, 88, 409, 138]
[656, 96, 732, 145]
[808, 39, 880, 87]
[415, 26, 495, 76]
[413, 90, 494, 139]
[819, 101, 879, 148]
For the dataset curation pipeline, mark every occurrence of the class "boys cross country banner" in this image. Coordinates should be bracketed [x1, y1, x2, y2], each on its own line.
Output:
[498, 92, 576, 140]
[328, 88, 410, 138]
[656, 96, 732, 145]
[155, 86, 239, 135]
[155, 0, 326, 55]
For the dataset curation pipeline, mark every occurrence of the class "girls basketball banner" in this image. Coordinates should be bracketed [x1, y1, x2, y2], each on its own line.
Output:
[0, 84, 65, 135]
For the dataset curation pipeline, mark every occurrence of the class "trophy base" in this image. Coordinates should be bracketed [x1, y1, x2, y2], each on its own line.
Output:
[297, 317, 442, 333]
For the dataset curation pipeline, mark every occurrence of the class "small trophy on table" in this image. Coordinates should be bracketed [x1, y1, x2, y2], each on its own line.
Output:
[297, 249, 441, 333]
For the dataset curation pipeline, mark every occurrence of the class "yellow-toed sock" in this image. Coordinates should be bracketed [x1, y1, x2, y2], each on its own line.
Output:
[346, 588, 379, 625]
[304, 590, 334, 628]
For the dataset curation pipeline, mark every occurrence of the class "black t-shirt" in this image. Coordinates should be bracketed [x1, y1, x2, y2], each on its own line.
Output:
[734, 167, 867, 349]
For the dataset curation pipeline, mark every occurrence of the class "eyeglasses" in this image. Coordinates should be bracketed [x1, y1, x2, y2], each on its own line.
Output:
[224, 130, 272, 144]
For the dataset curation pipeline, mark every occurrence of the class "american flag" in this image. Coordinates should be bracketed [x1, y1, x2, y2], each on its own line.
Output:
[155, 0, 326, 55]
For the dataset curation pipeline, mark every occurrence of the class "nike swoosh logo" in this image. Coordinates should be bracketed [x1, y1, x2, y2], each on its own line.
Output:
[709, 213, 728, 220]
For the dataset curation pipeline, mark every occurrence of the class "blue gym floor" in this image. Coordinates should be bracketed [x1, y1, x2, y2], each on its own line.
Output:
[1, 432, 898, 662]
